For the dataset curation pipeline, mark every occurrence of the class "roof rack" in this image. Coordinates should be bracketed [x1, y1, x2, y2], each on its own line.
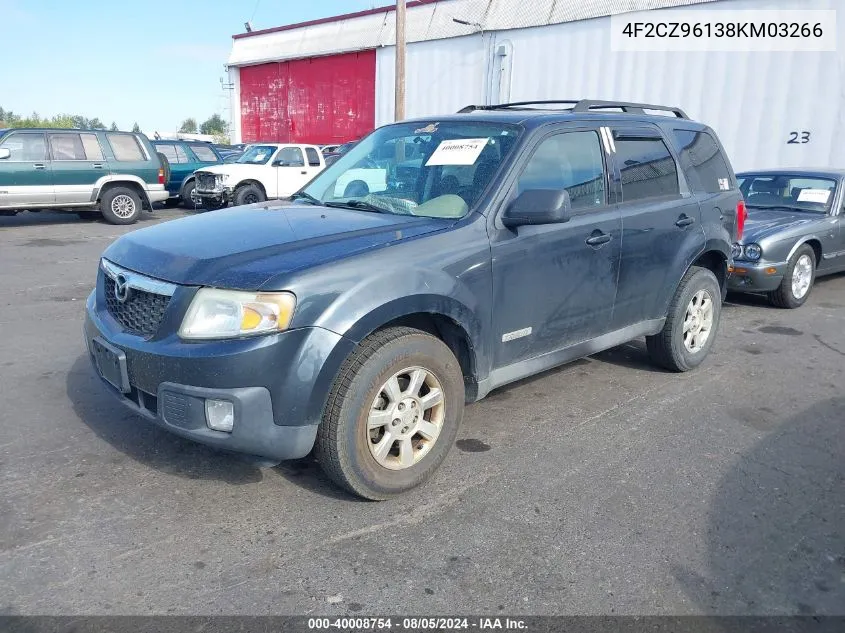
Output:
[457, 99, 689, 119]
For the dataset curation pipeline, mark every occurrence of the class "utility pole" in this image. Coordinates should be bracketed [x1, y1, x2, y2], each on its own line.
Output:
[394, 0, 406, 121]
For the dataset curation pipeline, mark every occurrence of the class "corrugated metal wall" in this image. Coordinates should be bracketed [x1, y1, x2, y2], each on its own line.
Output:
[373, 0, 844, 171]
[240, 50, 376, 144]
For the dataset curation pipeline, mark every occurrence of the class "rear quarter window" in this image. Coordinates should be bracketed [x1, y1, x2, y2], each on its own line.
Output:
[672, 129, 733, 194]
[190, 144, 218, 162]
[107, 133, 146, 161]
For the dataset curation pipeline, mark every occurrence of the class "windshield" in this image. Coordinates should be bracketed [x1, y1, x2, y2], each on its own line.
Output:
[301, 121, 521, 219]
[236, 145, 277, 165]
[738, 174, 836, 213]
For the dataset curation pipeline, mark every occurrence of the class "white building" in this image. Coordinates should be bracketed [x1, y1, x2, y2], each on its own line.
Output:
[226, 0, 843, 171]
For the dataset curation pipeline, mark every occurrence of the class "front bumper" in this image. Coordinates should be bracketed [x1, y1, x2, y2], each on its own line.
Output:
[727, 260, 787, 293]
[83, 288, 354, 461]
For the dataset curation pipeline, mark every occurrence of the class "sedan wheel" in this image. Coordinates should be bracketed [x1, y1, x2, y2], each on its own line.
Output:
[769, 244, 816, 309]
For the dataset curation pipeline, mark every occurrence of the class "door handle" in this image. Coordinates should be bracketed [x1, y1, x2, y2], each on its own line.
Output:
[300, 171, 307, 175]
[675, 215, 695, 228]
[92, 163, 105, 169]
[33, 163, 46, 170]
[585, 232, 612, 247]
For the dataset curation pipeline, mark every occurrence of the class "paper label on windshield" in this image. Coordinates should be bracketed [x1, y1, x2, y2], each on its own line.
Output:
[797, 188, 831, 204]
[254, 151, 268, 162]
[425, 138, 488, 166]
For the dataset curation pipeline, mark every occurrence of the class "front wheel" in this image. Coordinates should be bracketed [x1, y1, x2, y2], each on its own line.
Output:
[180, 180, 199, 209]
[768, 245, 816, 309]
[100, 187, 142, 225]
[233, 183, 266, 207]
[646, 266, 722, 372]
[315, 327, 465, 500]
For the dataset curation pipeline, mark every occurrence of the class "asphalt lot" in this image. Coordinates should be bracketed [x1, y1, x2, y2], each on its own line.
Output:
[1, 208, 843, 616]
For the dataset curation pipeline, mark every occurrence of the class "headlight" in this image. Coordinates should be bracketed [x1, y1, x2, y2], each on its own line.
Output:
[744, 243, 763, 261]
[179, 289, 296, 339]
[218, 174, 230, 184]
[731, 243, 743, 259]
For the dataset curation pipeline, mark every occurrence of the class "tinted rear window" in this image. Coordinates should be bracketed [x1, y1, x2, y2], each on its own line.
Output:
[672, 129, 733, 194]
[108, 133, 145, 161]
[615, 137, 680, 202]
[305, 147, 321, 166]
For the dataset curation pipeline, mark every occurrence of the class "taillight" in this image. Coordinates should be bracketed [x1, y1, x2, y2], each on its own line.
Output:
[736, 200, 747, 241]
[158, 168, 165, 184]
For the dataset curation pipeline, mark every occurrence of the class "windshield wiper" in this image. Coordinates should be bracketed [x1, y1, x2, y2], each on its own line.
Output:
[290, 192, 321, 205]
[324, 199, 388, 214]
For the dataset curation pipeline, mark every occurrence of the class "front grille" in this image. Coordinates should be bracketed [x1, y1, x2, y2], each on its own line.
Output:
[104, 275, 170, 337]
[196, 172, 218, 191]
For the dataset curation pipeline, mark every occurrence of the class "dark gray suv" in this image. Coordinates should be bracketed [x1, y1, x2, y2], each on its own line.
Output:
[84, 100, 743, 499]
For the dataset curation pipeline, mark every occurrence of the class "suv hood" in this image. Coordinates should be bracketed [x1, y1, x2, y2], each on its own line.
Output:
[103, 203, 451, 289]
[743, 207, 825, 242]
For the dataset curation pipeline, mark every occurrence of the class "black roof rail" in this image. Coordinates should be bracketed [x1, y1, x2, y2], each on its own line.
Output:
[457, 99, 689, 119]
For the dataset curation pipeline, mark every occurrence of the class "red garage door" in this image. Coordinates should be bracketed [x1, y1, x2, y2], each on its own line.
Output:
[240, 50, 376, 145]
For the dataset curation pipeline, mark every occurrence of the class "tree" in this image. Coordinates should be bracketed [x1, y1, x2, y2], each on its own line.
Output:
[179, 118, 198, 133]
[131, 122, 141, 133]
[87, 118, 106, 130]
[109, 122, 119, 131]
[200, 114, 227, 136]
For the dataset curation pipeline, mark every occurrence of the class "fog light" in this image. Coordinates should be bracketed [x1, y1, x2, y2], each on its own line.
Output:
[205, 399, 234, 432]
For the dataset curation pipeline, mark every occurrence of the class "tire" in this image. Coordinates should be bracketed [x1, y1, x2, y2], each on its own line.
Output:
[233, 183, 266, 207]
[77, 211, 100, 221]
[180, 179, 198, 209]
[198, 196, 226, 211]
[768, 244, 816, 309]
[315, 327, 465, 500]
[156, 152, 171, 185]
[646, 266, 722, 372]
[99, 186, 142, 225]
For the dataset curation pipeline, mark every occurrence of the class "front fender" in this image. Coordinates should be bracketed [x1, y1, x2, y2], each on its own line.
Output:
[294, 265, 489, 377]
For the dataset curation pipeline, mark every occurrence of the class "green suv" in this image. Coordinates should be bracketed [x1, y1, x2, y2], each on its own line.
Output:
[0, 128, 168, 224]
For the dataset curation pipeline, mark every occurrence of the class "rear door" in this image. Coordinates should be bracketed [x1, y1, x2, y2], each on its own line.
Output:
[608, 125, 705, 328]
[274, 146, 310, 197]
[0, 131, 53, 208]
[49, 132, 106, 204]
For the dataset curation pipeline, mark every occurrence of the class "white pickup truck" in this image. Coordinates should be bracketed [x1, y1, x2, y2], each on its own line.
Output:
[194, 143, 325, 209]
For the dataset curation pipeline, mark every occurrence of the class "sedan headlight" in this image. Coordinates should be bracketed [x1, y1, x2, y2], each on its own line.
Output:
[731, 243, 743, 259]
[743, 243, 763, 261]
[179, 289, 296, 339]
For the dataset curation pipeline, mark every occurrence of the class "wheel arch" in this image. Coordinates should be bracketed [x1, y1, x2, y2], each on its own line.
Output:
[787, 238, 822, 268]
[234, 179, 267, 196]
[96, 179, 151, 211]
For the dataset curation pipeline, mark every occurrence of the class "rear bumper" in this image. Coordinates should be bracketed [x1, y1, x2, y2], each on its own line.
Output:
[727, 261, 787, 293]
[146, 187, 170, 203]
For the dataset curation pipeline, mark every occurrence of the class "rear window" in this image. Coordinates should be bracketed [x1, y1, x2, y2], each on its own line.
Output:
[672, 129, 733, 194]
[305, 147, 321, 166]
[107, 133, 145, 161]
[80, 133, 104, 160]
[190, 144, 217, 162]
[615, 137, 680, 202]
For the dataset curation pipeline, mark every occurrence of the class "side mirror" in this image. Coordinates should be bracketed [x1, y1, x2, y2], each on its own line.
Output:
[0, 148, 10, 160]
[502, 189, 572, 228]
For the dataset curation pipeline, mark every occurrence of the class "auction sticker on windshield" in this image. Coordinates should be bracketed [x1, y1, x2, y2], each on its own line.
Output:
[797, 189, 831, 204]
[426, 138, 489, 166]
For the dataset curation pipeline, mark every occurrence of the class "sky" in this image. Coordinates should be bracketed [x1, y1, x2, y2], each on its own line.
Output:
[0, 0, 380, 134]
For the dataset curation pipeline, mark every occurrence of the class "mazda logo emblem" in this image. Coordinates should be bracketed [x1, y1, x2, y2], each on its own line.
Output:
[114, 274, 132, 303]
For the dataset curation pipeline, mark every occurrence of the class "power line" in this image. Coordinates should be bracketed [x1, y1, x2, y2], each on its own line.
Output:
[249, 0, 261, 22]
